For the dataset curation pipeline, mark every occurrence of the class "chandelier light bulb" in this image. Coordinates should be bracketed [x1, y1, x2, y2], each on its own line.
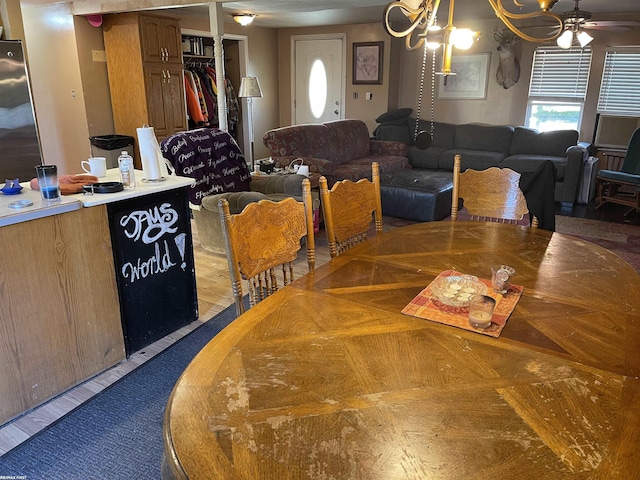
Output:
[451, 28, 475, 50]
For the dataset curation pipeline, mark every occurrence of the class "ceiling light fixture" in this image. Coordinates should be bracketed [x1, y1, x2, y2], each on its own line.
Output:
[233, 13, 256, 27]
[556, 0, 594, 49]
[384, 0, 564, 75]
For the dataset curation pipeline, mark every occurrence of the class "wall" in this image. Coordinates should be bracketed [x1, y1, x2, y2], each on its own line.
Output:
[396, 18, 530, 129]
[21, 1, 91, 176]
[73, 15, 114, 139]
[394, 15, 640, 143]
[277, 22, 391, 135]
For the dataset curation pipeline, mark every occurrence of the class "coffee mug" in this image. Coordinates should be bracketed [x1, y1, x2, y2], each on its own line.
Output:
[81, 157, 107, 178]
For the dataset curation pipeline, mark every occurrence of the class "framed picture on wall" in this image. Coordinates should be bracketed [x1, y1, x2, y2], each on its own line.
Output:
[438, 53, 491, 99]
[353, 42, 383, 85]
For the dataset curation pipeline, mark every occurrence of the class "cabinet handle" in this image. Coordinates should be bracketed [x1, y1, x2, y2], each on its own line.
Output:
[166, 70, 171, 82]
[162, 69, 167, 83]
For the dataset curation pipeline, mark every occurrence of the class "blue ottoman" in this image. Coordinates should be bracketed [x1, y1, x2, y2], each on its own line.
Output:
[380, 169, 453, 222]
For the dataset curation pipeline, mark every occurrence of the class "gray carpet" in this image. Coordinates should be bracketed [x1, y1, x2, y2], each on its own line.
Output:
[0, 302, 238, 479]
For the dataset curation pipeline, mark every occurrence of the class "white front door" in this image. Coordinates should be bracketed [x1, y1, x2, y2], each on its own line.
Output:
[293, 35, 345, 125]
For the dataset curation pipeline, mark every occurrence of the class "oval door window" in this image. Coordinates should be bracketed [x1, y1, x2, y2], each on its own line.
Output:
[308, 59, 328, 119]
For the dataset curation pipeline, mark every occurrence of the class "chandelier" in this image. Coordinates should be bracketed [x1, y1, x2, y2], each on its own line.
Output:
[384, 0, 564, 74]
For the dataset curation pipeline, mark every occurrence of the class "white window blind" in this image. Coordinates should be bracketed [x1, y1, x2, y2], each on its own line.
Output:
[597, 49, 640, 116]
[528, 46, 592, 99]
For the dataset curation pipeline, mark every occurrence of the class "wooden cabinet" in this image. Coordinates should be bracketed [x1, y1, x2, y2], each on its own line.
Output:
[140, 15, 183, 64]
[103, 13, 187, 162]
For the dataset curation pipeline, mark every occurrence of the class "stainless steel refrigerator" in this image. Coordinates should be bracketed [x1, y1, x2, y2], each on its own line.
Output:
[0, 40, 42, 182]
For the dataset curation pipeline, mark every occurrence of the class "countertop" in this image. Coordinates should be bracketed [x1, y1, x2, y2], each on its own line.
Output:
[0, 186, 81, 228]
[0, 169, 194, 227]
[68, 169, 195, 207]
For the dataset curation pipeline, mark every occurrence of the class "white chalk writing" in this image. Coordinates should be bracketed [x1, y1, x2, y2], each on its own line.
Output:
[121, 240, 176, 282]
[119, 203, 179, 244]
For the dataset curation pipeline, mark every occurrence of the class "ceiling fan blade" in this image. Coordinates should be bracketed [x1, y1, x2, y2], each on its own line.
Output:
[583, 21, 637, 31]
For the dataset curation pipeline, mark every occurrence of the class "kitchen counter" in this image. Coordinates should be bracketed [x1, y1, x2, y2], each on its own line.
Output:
[0, 167, 197, 426]
[0, 186, 81, 227]
[0, 170, 193, 227]
[68, 168, 194, 207]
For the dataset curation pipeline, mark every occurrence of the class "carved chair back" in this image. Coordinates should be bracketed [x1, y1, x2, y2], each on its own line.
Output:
[452, 154, 537, 227]
[219, 178, 316, 315]
[319, 162, 383, 258]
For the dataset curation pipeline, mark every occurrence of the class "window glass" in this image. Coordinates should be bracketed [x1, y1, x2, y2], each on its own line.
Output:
[597, 49, 640, 116]
[526, 46, 592, 132]
[309, 59, 327, 119]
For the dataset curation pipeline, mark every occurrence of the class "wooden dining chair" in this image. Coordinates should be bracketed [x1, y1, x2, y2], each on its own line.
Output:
[319, 162, 383, 258]
[219, 178, 316, 316]
[451, 154, 538, 227]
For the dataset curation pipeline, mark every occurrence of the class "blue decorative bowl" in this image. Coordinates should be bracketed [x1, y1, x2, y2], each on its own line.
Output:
[1, 185, 23, 195]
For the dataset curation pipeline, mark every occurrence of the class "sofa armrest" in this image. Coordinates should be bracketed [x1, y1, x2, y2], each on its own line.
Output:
[271, 156, 335, 176]
[250, 174, 307, 197]
[370, 139, 409, 157]
[562, 144, 590, 202]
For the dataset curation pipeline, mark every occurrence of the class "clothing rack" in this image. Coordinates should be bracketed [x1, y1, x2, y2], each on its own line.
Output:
[184, 58, 215, 68]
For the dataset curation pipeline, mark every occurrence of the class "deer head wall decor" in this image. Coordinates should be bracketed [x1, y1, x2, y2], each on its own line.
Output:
[494, 27, 521, 90]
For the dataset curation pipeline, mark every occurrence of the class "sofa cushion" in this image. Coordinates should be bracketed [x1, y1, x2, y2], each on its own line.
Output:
[409, 146, 445, 170]
[376, 108, 413, 124]
[500, 155, 567, 181]
[439, 149, 507, 171]
[410, 119, 456, 149]
[374, 124, 412, 145]
[334, 155, 409, 182]
[263, 124, 332, 159]
[510, 127, 578, 157]
[456, 124, 514, 154]
[325, 119, 372, 164]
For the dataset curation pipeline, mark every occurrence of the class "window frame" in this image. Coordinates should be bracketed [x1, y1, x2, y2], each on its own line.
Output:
[525, 46, 592, 132]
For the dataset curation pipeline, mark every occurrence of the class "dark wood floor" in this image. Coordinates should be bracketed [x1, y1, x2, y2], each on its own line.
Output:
[557, 198, 640, 226]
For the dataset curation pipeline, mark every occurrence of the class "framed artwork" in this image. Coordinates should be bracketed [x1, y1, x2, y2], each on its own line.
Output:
[353, 42, 383, 85]
[438, 53, 491, 99]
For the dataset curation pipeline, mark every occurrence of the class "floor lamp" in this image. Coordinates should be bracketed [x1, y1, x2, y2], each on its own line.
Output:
[238, 76, 263, 171]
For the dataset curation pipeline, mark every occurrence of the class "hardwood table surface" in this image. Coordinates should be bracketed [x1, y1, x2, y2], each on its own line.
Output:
[163, 221, 640, 479]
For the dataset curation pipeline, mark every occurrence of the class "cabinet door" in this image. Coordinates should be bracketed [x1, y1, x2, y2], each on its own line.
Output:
[145, 65, 171, 137]
[164, 64, 188, 133]
[144, 65, 187, 139]
[140, 15, 182, 64]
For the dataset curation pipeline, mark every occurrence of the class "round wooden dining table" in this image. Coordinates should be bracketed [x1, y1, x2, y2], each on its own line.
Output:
[163, 221, 640, 479]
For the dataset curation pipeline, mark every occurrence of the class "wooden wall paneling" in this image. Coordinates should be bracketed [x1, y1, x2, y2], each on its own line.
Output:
[0, 206, 125, 424]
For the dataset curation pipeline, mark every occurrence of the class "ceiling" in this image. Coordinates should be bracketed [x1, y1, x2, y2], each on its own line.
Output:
[205, 0, 640, 29]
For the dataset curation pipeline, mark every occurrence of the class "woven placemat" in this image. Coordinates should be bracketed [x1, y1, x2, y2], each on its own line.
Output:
[402, 270, 523, 338]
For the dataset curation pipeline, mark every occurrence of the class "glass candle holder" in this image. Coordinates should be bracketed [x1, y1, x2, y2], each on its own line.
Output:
[35, 165, 61, 203]
[468, 294, 495, 329]
[491, 265, 515, 294]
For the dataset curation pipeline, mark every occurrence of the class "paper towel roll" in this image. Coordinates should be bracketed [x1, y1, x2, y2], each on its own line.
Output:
[137, 126, 163, 180]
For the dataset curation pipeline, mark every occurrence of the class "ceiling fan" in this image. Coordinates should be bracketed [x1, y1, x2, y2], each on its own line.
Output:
[555, 0, 639, 48]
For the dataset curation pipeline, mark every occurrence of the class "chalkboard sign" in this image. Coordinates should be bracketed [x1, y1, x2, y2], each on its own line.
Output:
[107, 187, 198, 354]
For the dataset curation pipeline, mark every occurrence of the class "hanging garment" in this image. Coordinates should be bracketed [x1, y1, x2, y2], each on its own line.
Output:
[184, 71, 205, 125]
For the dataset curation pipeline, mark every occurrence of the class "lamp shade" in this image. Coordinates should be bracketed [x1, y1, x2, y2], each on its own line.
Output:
[557, 29, 574, 49]
[238, 77, 263, 98]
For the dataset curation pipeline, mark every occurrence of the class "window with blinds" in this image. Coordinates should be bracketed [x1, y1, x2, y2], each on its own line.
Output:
[597, 49, 640, 116]
[525, 46, 592, 132]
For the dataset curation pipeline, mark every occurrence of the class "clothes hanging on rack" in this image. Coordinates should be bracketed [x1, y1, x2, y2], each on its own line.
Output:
[183, 62, 240, 138]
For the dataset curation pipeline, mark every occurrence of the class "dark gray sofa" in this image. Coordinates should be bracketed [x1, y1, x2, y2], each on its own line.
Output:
[374, 117, 591, 204]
